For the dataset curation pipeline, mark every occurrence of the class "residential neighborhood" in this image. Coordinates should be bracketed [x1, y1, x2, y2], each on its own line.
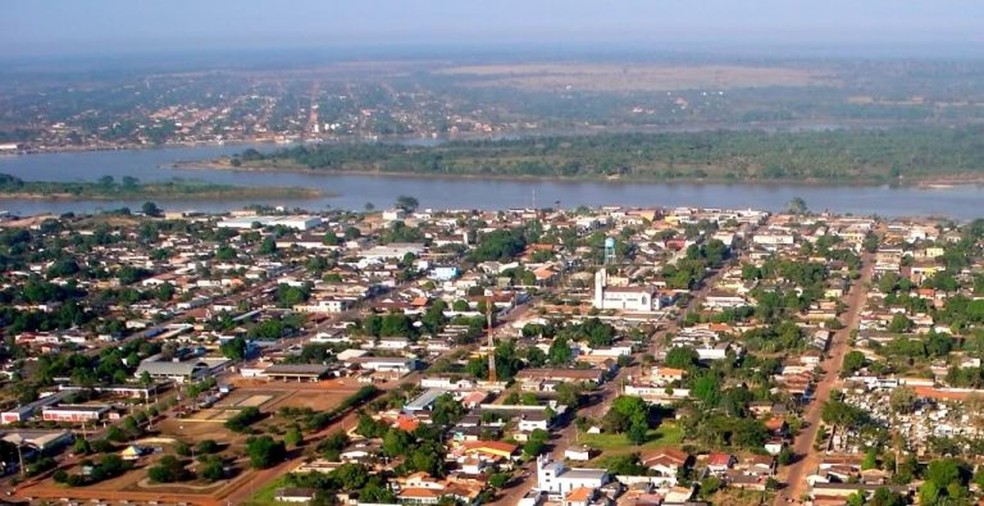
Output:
[0, 201, 980, 506]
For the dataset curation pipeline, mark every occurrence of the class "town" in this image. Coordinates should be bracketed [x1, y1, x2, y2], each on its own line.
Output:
[0, 199, 981, 506]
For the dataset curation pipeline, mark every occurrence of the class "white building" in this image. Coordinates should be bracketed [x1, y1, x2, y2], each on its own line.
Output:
[593, 269, 660, 312]
[217, 215, 322, 231]
[536, 455, 609, 500]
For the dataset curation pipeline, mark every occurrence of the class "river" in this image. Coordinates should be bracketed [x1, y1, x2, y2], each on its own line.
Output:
[0, 144, 983, 219]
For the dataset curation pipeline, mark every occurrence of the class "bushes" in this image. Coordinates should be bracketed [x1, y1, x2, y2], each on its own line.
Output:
[147, 455, 193, 483]
[225, 406, 263, 432]
[61, 454, 132, 487]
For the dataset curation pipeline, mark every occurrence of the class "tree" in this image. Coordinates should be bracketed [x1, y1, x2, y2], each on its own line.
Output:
[382, 428, 413, 457]
[196, 439, 219, 455]
[246, 436, 286, 469]
[548, 336, 573, 365]
[200, 457, 225, 482]
[148, 455, 192, 483]
[220, 336, 248, 361]
[332, 462, 370, 489]
[786, 197, 808, 215]
[888, 313, 913, 333]
[842, 350, 866, 377]
[664, 346, 699, 369]
[141, 201, 162, 217]
[284, 425, 304, 447]
[395, 195, 419, 213]
[258, 236, 277, 255]
[869, 487, 906, 506]
[73, 438, 91, 455]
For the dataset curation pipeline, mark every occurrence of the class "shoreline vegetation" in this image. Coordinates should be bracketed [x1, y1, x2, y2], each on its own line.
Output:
[208, 126, 984, 187]
[0, 174, 323, 201]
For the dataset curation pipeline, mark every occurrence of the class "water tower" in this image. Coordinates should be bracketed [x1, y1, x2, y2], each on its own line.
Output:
[604, 237, 616, 266]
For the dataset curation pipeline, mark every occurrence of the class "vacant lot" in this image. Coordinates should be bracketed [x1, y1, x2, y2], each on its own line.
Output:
[580, 423, 683, 454]
[437, 63, 835, 92]
[270, 389, 352, 413]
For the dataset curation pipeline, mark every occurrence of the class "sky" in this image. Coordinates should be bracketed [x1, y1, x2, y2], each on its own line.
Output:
[4, 0, 984, 58]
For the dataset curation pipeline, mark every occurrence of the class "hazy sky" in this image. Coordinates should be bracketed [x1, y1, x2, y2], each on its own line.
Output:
[4, 0, 984, 57]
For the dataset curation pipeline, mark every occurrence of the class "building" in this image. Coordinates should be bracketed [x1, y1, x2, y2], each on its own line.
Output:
[593, 269, 660, 312]
[429, 266, 460, 281]
[217, 215, 322, 231]
[293, 298, 353, 313]
[41, 404, 110, 423]
[1, 391, 71, 424]
[405, 388, 447, 412]
[349, 356, 420, 374]
[274, 487, 318, 503]
[564, 445, 594, 462]
[263, 364, 331, 382]
[515, 368, 606, 390]
[536, 455, 610, 500]
[361, 242, 426, 262]
[135, 357, 229, 384]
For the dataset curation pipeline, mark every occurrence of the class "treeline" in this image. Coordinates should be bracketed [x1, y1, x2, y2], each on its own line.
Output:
[235, 125, 984, 182]
[0, 174, 316, 199]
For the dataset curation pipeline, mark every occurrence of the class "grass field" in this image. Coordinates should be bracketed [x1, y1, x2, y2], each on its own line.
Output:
[243, 475, 290, 506]
[578, 423, 683, 453]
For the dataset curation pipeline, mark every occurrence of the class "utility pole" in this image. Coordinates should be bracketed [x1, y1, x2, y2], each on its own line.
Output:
[487, 300, 496, 383]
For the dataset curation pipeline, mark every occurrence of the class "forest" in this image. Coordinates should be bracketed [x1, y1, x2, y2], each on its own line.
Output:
[233, 125, 984, 184]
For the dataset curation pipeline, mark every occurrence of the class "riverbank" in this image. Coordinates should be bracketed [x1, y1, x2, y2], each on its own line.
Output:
[2, 143, 983, 219]
[0, 175, 326, 201]
[175, 158, 984, 189]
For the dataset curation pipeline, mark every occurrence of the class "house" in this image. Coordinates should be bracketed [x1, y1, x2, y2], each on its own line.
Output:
[706, 453, 736, 475]
[650, 366, 686, 386]
[642, 448, 689, 478]
[564, 445, 594, 462]
[460, 440, 519, 462]
[518, 412, 551, 432]
[565, 486, 596, 506]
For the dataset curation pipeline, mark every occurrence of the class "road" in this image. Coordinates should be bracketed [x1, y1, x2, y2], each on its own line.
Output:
[489, 255, 737, 505]
[773, 244, 876, 505]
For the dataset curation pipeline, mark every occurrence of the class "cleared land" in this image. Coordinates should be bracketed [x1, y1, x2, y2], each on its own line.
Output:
[437, 63, 835, 92]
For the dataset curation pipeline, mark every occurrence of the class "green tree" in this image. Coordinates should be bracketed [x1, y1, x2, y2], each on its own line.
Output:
[141, 201, 162, 217]
[246, 436, 286, 469]
[842, 350, 866, 377]
[395, 195, 419, 213]
[220, 336, 248, 361]
[284, 425, 304, 447]
[664, 346, 699, 369]
[548, 336, 573, 365]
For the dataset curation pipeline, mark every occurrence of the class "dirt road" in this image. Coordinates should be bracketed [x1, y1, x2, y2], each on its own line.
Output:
[774, 246, 875, 504]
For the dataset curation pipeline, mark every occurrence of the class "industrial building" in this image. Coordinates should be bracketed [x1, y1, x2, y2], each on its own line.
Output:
[217, 215, 322, 231]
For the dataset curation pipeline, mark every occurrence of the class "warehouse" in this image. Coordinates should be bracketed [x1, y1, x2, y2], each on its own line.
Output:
[263, 364, 331, 382]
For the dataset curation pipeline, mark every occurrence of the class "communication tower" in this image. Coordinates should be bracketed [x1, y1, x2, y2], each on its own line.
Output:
[486, 301, 496, 383]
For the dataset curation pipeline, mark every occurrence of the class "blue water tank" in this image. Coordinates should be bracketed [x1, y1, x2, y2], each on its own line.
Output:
[604, 237, 616, 248]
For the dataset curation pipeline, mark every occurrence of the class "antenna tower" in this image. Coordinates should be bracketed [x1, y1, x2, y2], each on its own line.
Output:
[486, 300, 496, 383]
